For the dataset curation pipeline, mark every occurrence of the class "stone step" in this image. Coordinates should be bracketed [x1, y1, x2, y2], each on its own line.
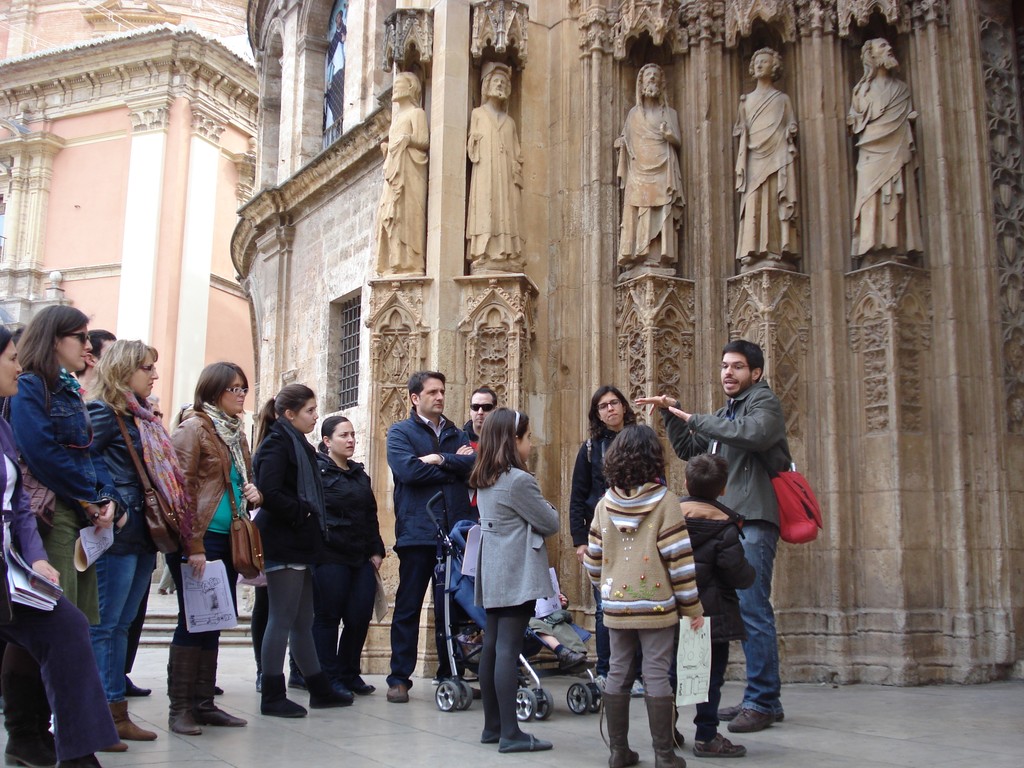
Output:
[139, 611, 254, 647]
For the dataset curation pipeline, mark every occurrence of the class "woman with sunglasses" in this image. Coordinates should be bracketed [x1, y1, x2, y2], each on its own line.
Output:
[167, 363, 262, 735]
[86, 341, 190, 747]
[6, 307, 122, 766]
[1, 326, 122, 768]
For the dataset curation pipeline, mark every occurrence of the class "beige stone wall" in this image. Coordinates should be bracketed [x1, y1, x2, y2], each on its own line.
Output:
[236, 0, 1024, 683]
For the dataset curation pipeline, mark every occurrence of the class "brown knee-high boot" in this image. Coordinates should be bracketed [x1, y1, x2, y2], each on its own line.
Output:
[193, 649, 246, 727]
[645, 695, 686, 768]
[167, 645, 202, 735]
[110, 700, 157, 741]
[603, 692, 640, 768]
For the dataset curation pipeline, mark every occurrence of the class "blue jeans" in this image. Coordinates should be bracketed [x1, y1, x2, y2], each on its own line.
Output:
[312, 561, 377, 683]
[90, 551, 156, 702]
[694, 642, 730, 742]
[736, 520, 782, 715]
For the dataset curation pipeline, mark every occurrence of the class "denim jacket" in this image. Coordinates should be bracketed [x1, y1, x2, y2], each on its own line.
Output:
[10, 372, 115, 519]
[88, 400, 155, 555]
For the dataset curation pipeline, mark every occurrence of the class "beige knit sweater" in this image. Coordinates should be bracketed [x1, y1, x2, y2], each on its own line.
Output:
[584, 482, 702, 629]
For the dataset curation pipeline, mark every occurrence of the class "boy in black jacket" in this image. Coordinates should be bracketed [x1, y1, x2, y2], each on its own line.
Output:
[682, 454, 755, 758]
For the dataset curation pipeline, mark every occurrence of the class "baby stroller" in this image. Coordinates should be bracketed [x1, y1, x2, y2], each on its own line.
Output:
[426, 493, 603, 721]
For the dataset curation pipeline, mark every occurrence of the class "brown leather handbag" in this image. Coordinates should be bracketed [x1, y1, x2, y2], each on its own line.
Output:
[17, 460, 56, 532]
[213, 441, 264, 579]
[115, 414, 180, 553]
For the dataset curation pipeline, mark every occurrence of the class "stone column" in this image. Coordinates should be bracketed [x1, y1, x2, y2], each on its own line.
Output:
[0, 130, 64, 312]
[170, 106, 226, 414]
[844, 261, 933, 683]
[116, 103, 170, 342]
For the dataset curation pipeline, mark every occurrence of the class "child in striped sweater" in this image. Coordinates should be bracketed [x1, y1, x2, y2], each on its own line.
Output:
[585, 424, 703, 768]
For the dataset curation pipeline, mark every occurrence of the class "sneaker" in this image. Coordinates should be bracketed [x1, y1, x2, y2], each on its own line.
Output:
[629, 678, 645, 698]
[727, 708, 774, 733]
[594, 674, 607, 690]
[693, 734, 747, 758]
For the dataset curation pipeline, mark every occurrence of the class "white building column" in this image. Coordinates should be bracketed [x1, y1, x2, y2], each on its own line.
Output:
[171, 107, 225, 413]
[116, 106, 169, 341]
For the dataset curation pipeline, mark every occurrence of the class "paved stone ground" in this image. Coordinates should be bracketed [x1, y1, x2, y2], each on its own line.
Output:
[47, 644, 1024, 768]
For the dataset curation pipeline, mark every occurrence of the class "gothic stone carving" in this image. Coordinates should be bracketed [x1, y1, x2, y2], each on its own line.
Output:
[617, 64, 684, 273]
[467, 62, 524, 274]
[727, 270, 811, 438]
[367, 279, 430, 430]
[735, 48, 800, 272]
[614, 275, 695, 422]
[382, 8, 434, 72]
[471, 0, 529, 66]
[726, 0, 797, 48]
[613, 0, 686, 60]
[979, 12, 1024, 433]
[578, 6, 614, 56]
[848, 39, 923, 265]
[376, 73, 429, 277]
[837, 1, 949, 37]
[846, 263, 932, 433]
[795, 0, 838, 37]
[679, 0, 726, 49]
[457, 275, 538, 411]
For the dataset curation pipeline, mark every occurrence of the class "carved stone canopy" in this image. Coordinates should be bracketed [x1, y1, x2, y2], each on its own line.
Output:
[613, 0, 687, 60]
[726, 0, 798, 47]
[382, 8, 434, 73]
[471, 0, 529, 67]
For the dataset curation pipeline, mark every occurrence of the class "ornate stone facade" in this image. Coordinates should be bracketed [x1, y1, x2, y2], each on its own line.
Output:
[382, 8, 434, 72]
[235, 0, 1024, 684]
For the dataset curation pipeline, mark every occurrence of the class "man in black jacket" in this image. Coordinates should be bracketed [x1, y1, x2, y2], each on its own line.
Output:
[385, 371, 475, 703]
[462, 386, 497, 449]
[639, 339, 792, 734]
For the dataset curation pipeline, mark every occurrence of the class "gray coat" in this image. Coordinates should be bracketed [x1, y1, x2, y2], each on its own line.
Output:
[474, 468, 559, 610]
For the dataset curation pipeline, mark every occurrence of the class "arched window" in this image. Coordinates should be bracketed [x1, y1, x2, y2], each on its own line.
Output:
[323, 0, 348, 147]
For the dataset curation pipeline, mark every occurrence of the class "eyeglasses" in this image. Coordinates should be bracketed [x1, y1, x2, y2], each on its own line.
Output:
[470, 403, 495, 412]
[62, 332, 88, 345]
[597, 399, 622, 412]
[139, 364, 156, 373]
[225, 387, 249, 396]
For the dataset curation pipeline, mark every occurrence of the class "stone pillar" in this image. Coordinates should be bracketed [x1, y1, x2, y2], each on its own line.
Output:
[250, 221, 295, 404]
[171, 106, 225, 414]
[116, 103, 170, 342]
[844, 261, 933, 683]
[455, 274, 537, 410]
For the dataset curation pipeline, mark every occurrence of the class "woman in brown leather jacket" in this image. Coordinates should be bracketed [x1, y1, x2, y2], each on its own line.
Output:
[166, 363, 263, 736]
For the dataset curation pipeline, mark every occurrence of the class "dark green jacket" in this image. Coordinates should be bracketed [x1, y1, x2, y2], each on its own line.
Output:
[660, 380, 791, 525]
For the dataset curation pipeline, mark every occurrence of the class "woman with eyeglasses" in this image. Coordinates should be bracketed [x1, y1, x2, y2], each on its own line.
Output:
[86, 341, 191, 747]
[568, 385, 637, 688]
[166, 363, 262, 735]
[311, 415, 385, 698]
[1, 324, 123, 768]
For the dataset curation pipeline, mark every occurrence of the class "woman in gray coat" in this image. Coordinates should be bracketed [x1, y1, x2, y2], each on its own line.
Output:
[468, 408, 558, 754]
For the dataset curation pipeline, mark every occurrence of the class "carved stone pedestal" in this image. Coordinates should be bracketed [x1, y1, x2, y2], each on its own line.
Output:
[455, 274, 538, 410]
[726, 268, 811, 441]
[614, 274, 696, 417]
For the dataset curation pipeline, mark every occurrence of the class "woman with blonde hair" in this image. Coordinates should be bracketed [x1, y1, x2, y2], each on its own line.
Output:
[87, 340, 190, 747]
[167, 362, 261, 735]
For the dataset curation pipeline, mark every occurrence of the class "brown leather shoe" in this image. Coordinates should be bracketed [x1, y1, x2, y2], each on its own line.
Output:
[693, 733, 747, 758]
[110, 700, 157, 741]
[386, 684, 409, 703]
[717, 703, 742, 722]
[726, 708, 774, 733]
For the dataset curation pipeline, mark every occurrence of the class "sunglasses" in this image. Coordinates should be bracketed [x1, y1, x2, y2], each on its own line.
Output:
[62, 332, 88, 345]
[470, 403, 495, 412]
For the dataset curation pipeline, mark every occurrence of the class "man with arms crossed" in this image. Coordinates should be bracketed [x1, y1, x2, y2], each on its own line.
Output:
[385, 371, 476, 703]
[639, 339, 792, 733]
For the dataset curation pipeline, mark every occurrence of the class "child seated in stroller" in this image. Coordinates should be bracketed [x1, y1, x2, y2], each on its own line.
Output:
[529, 593, 587, 672]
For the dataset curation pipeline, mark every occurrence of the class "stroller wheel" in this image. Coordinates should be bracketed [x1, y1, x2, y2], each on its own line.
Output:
[566, 682, 593, 715]
[435, 680, 462, 712]
[534, 688, 553, 721]
[587, 682, 602, 713]
[456, 680, 474, 710]
[515, 687, 538, 722]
